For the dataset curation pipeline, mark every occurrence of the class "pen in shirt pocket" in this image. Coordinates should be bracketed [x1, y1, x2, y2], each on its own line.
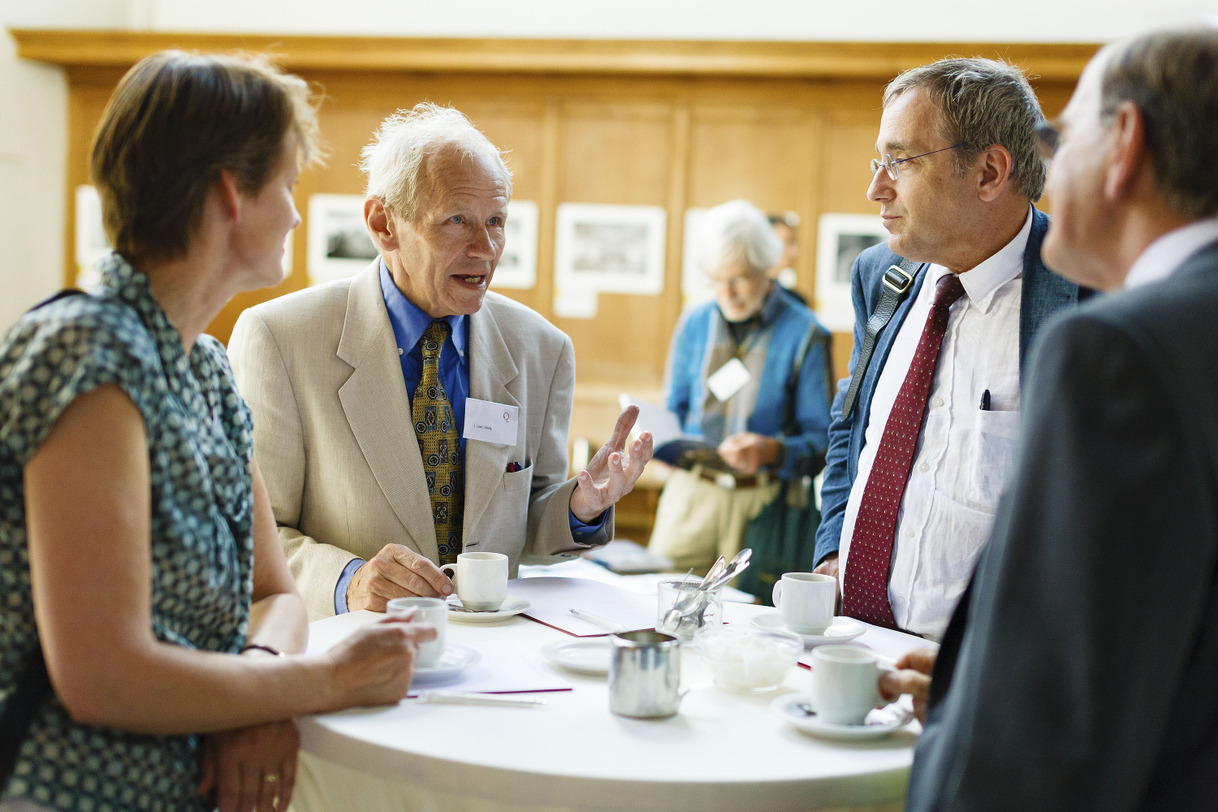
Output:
[979, 389, 991, 411]
[507, 461, 524, 472]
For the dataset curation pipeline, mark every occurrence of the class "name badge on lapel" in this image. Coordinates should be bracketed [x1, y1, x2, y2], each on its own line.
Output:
[706, 358, 751, 402]
[464, 398, 519, 446]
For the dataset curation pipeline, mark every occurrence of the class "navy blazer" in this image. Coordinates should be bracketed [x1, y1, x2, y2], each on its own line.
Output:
[814, 208, 1082, 565]
[907, 240, 1218, 811]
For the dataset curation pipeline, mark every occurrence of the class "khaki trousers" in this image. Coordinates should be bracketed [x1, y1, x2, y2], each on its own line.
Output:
[647, 467, 781, 573]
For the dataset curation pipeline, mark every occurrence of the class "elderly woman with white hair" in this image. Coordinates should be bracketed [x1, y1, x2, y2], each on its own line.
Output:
[647, 200, 832, 586]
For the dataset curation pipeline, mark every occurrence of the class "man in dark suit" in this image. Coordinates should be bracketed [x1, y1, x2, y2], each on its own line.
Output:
[813, 58, 1083, 639]
[890, 26, 1218, 809]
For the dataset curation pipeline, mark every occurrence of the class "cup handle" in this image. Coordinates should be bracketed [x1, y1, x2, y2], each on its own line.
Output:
[439, 564, 457, 582]
[772, 581, 783, 608]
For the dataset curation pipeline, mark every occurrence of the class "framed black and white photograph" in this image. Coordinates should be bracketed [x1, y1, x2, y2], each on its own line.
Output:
[815, 213, 887, 331]
[493, 200, 539, 290]
[307, 193, 377, 284]
[554, 203, 667, 296]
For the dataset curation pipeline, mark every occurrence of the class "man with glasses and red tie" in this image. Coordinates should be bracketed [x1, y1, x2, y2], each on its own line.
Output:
[812, 58, 1086, 640]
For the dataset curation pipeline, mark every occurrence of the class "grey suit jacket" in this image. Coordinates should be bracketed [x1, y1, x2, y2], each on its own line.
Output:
[814, 208, 1083, 564]
[229, 263, 611, 620]
[908, 240, 1218, 810]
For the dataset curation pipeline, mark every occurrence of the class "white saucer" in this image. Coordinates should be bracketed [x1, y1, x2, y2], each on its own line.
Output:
[446, 596, 531, 623]
[771, 693, 914, 740]
[413, 644, 482, 681]
[540, 638, 612, 676]
[752, 613, 866, 646]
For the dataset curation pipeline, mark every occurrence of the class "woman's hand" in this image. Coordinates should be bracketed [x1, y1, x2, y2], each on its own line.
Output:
[324, 614, 437, 709]
[198, 720, 298, 812]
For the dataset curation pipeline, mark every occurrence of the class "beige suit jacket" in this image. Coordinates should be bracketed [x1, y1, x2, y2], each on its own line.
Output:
[229, 263, 611, 619]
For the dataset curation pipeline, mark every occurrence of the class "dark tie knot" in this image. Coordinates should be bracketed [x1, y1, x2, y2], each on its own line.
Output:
[934, 273, 965, 308]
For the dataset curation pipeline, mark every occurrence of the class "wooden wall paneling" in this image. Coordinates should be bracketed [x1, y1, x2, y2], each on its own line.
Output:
[793, 105, 825, 315]
[686, 103, 810, 208]
[553, 100, 675, 384]
[664, 100, 693, 338]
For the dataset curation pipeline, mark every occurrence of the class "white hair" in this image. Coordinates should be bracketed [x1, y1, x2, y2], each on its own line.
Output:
[696, 199, 782, 274]
[359, 102, 512, 219]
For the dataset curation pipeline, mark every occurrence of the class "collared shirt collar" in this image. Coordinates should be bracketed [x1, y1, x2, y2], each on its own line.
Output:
[379, 258, 468, 361]
[1125, 218, 1218, 290]
[930, 205, 1033, 312]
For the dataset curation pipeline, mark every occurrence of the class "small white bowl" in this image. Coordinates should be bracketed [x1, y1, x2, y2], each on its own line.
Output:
[697, 626, 802, 693]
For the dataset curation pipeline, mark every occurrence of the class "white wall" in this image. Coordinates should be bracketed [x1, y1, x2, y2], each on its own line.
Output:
[3, 0, 1217, 328]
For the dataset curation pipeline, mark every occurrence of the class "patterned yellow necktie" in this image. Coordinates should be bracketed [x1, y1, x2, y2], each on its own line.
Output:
[412, 321, 463, 565]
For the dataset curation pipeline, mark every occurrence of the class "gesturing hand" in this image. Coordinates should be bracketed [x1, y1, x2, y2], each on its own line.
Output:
[569, 405, 654, 523]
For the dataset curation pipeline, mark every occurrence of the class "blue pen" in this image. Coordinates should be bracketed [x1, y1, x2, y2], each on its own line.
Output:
[980, 389, 991, 411]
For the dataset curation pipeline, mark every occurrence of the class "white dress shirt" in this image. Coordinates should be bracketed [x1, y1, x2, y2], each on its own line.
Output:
[1125, 218, 1218, 290]
[840, 208, 1033, 640]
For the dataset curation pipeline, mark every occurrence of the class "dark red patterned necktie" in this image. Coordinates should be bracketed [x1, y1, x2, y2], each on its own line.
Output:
[842, 273, 965, 629]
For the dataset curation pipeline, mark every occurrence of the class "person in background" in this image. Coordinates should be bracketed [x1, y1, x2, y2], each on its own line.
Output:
[0, 52, 434, 812]
[767, 211, 805, 301]
[888, 25, 1218, 810]
[228, 103, 652, 621]
[648, 199, 832, 574]
[812, 57, 1085, 640]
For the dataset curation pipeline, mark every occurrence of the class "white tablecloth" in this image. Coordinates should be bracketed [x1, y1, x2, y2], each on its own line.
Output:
[291, 568, 932, 812]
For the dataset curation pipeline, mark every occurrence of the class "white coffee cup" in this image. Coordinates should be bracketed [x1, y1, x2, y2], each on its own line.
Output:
[810, 645, 894, 725]
[772, 572, 836, 634]
[386, 596, 448, 667]
[439, 551, 508, 612]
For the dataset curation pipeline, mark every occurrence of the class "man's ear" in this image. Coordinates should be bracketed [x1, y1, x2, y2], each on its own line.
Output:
[217, 169, 242, 221]
[975, 144, 1014, 203]
[365, 197, 399, 251]
[1105, 100, 1149, 201]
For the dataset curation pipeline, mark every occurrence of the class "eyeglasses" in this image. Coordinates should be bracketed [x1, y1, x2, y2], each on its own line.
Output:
[870, 142, 966, 181]
[1035, 121, 1061, 159]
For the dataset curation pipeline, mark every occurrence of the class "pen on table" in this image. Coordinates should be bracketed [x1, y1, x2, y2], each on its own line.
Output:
[568, 608, 628, 633]
[979, 389, 991, 411]
[415, 691, 547, 708]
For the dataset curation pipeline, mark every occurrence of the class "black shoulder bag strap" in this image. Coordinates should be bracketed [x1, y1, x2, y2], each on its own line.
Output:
[1, 288, 85, 790]
[838, 258, 920, 421]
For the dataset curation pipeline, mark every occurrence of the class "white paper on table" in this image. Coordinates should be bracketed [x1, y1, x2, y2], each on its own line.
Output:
[409, 640, 572, 697]
[508, 576, 658, 636]
[520, 557, 755, 604]
[796, 621, 939, 669]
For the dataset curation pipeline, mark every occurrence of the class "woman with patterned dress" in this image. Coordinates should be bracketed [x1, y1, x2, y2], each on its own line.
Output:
[0, 52, 434, 812]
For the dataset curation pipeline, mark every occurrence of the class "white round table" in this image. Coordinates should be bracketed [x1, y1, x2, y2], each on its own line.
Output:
[291, 596, 923, 812]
